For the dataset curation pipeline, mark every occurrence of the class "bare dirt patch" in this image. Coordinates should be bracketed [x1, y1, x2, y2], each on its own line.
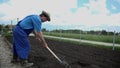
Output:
[6, 36, 120, 68]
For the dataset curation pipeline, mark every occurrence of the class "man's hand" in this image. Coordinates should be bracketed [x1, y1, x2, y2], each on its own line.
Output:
[37, 32, 48, 48]
[33, 31, 39, 39]
[35, 36, 39, 40]
[43, 43, 48, 48]
[37, 38, 48, 48]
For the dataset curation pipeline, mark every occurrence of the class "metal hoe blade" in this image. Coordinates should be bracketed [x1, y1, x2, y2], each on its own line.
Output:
[62, 60, 71, 68]
[46, 46, 71, 68]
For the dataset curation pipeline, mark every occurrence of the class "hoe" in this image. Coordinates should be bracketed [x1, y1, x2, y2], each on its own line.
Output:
[38, 39, 71, 68]
[46, 46, 71, 68]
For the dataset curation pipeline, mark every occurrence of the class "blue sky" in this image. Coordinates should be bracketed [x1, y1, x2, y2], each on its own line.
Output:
[0, 0, 120, 32]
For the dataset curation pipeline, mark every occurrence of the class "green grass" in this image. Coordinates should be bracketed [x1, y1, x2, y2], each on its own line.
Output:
[43, 32, 120, 44]
[3, 32, 120, 51]
[45, 36, 120, 51]
[2, 32, 13, 37]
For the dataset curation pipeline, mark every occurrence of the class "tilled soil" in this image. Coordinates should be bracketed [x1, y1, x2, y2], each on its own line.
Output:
[6, 36, 120, 68]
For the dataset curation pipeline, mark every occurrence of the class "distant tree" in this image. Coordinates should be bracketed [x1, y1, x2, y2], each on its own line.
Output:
[42, 28, 47, 32]
[3, 25, 9, 32]
[116, 32, 118, 35]
[88, 30, 95, 34]
[72, 29, 81, 34]
[108, 32, 114, 35]
[101, 30, 107, 35]
[52, 29, 60, 32]
[0, 24, 2, 31]
[5, 25, 9, 28]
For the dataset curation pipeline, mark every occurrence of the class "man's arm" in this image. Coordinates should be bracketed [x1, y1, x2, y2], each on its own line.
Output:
[33, 31, 38, 39]
[36, 32, 48, 48]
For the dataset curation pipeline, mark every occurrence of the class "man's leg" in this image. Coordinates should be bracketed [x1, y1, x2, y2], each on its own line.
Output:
[13, 26, 34, 67]
[11, 43, 19, 63]
[16, 37, 33, 67]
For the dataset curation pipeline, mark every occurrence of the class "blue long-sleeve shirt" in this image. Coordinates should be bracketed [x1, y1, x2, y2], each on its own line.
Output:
[19, 15, 42, 32]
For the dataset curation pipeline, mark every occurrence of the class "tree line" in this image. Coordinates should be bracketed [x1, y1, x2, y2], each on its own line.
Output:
[0, 24, 120, 36]
[42, 28, 120, 36]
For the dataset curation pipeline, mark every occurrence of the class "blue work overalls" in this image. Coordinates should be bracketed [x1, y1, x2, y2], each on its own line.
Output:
[13, 21, 33, 60]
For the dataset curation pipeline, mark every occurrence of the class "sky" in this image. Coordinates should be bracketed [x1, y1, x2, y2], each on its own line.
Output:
[0, 0, 120, 32]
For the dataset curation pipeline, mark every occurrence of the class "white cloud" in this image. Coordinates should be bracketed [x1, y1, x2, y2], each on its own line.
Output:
[50, 0, 120, 32]
[117, 0, 120, 3]
[66, 0, 120, 26]
[49, 0, 111, 26]
[0, 0, 120, 32]
[0, 0, 77, 22]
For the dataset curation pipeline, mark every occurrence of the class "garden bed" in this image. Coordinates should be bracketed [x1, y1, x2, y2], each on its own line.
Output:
[6, 36, 120, 68]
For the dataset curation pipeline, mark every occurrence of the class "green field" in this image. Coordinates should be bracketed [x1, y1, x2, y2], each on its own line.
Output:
[43, 32, 120, 44]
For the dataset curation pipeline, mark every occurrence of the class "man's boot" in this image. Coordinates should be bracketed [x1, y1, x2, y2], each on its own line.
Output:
[11, 54, 19, 63]
[11, 58, 20, 63]
[20, 60, 34, 68]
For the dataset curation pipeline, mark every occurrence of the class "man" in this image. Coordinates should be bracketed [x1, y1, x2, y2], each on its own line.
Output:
[11, 11, 50, 67]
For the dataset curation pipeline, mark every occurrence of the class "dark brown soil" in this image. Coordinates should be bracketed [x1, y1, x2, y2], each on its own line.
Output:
[6, 36, 120, 68]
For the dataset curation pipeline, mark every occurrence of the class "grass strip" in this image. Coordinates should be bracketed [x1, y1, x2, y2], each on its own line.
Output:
[45, 36, 120, 52]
